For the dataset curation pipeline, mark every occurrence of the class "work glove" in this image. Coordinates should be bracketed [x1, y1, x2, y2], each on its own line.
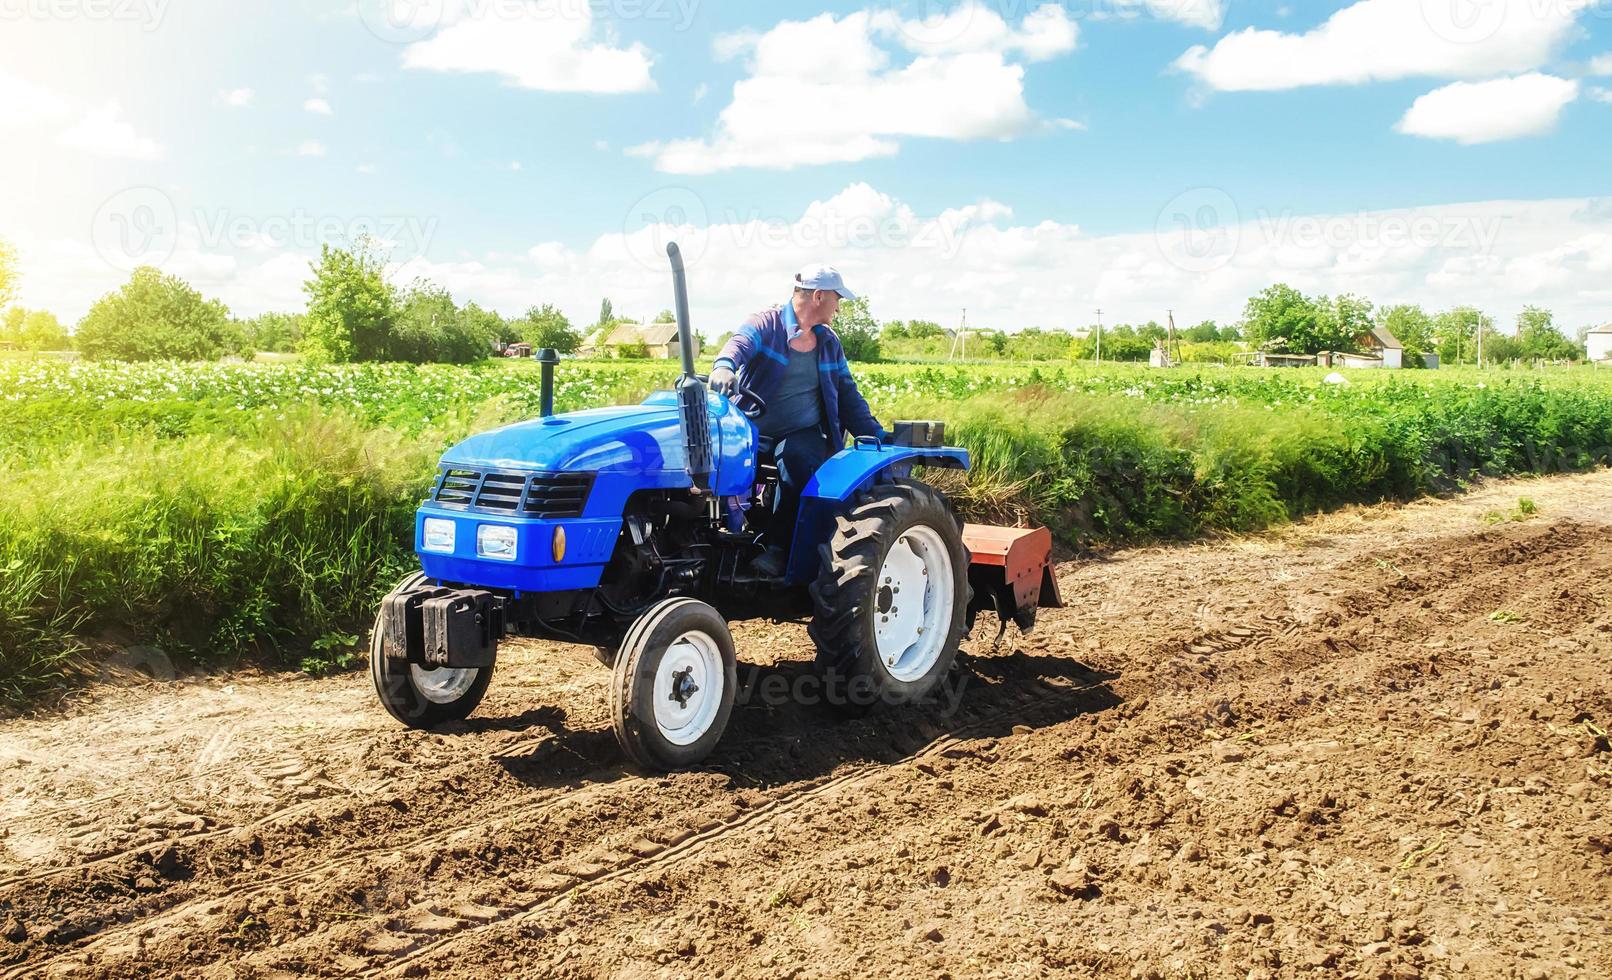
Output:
[710, 365, 737, 396]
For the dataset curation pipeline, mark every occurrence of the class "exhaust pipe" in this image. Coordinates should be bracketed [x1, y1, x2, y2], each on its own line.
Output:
[537, 347, 559, 417]
[666, 242, 713, 491]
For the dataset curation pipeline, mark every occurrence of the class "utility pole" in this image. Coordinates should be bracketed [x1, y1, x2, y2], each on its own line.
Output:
[1094, 308, 1103, 365]
[949, 308, 969, 361]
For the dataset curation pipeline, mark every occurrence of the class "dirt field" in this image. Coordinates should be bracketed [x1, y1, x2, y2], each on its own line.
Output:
[2, 471, 1609, 979]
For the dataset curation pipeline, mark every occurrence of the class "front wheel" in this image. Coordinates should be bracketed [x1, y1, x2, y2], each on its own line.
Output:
[809, 480, 969, 711]
[609, 598, 737, 771]
[370, 571, 494, 728]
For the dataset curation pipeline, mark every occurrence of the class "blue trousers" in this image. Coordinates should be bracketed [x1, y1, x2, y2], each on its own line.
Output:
[769, 426, 832, 553]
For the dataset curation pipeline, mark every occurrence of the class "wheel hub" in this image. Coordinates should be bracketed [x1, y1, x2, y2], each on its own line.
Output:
[872, 525, 954, 683]
[668, 666, 700, 708]
[651, 632, 724, 746]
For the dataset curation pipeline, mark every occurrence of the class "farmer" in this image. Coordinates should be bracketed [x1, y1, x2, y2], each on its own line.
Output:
[709, 264, 885, 577]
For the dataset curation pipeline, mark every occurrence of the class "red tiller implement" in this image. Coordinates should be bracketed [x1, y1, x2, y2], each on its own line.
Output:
[963, 524, 1062, 640]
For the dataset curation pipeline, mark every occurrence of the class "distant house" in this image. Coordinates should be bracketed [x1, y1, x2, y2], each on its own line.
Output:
[1589, 323, 1612, 363]
[584, 321, 700, 360]
[1361, 327, 1404, 369]
[1250, 352, 1317, 368]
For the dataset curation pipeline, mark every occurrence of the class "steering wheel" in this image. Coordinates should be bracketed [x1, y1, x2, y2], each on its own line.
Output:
[731, 385, 766, 420]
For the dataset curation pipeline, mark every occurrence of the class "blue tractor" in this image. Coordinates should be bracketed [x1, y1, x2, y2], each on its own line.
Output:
[371, 243, 1060, 770]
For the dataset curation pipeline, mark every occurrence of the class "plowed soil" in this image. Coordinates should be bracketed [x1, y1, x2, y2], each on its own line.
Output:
[3, 471, 1610, 979]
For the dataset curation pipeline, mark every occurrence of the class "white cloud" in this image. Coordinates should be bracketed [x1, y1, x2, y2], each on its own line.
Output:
[631, 6, 1076, 174]
[1176, 0, 1590, 91]
[304, 97, 334, 115]
[58, 102, 165, 160]
[216, 88, 255, 108]
[402, 0, 655, 93]
[868, 2, 1078, 61]
[13, 187, 1612, 335]
[309, 72, 329, 94]
[356, 162, 378, 174]
[1397, 74, 1579, 144]
[1093, 0, 1224, 31]
[295, 140, 327, 157]
[0, 70, 71, 129]
[1591, 53, 1612, 76]
[1589, 86, 1612, 104]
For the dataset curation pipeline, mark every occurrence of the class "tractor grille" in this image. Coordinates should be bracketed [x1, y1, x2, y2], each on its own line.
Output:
[431, 467, 594, 518]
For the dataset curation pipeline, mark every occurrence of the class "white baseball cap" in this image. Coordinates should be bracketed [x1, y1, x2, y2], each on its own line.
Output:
[791, 264, 856, 300]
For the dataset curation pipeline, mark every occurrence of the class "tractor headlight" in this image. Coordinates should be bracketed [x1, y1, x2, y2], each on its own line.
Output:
[422, 518, 455, 553]
[476, 524, 518, 561]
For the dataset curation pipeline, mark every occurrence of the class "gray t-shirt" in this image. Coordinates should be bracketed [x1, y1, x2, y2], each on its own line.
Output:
[758, 346, 823, 439]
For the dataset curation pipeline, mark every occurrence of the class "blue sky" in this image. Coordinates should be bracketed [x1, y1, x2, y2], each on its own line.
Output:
[2, 0, 1610, 335]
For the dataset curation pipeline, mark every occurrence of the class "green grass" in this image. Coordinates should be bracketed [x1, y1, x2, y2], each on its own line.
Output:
[1, 358, 1610, 705]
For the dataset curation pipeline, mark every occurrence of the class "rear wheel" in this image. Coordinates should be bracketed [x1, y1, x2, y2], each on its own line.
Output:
[371, 571, 494, 728]
[610, 598, 737, 771]
[809, 480, 969, 711]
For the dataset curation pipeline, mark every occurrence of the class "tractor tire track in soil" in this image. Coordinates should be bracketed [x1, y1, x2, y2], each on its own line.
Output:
[2, 469, 1610, 978]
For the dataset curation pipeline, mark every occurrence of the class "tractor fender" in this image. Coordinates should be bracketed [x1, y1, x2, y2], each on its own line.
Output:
[784, 441, 970, 584]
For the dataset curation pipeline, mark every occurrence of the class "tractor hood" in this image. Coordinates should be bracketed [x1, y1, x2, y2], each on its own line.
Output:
[435, 390, 756, 502]
[442, 401, 681, 474]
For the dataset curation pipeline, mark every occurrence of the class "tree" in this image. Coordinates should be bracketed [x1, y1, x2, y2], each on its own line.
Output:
[1483, 333, 1526, 363]
[1184, 320, 1221, 342]
[653, 308, 675, 323]
[520, 304, 581, 353]
[76, 267, 234, 361]
[301, 240, 395, 362]
[17, 310, 69, 351]
[1241, 284, 1317, 352]
[1, 307, 70, 351]
[1432, 307, 1491, 365]
[1240, 285, 1361, 355]
[881, 320, 910, 340]
[462, 303, 516, 346]
[1378, 304, 1435, 368]
[832, 295, 881, 362]
[1516, 305, 1582, 361]
[239, 311, 305, 353]
[0, 237, 17, 310]
[597, 297, 614, 328]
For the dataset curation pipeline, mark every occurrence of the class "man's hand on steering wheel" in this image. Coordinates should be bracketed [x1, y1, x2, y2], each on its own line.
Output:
[709, 365, 737, 395]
